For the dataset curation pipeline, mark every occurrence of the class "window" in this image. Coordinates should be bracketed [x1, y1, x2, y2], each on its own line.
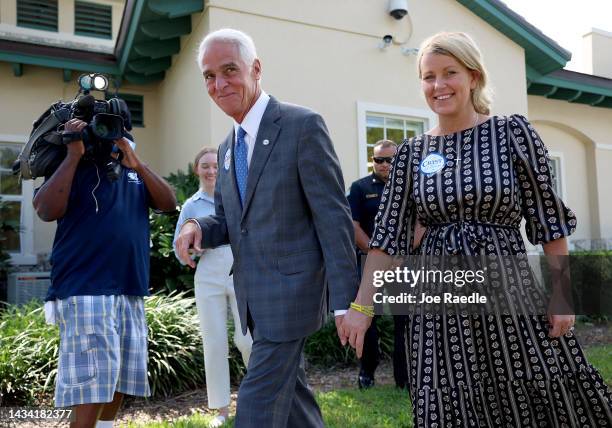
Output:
[17, 0, 58, 32]
[0, 142, 36, 265]
[548, 153, 564, 198]
[366, 114, 423, 172]
[0, 145, 22, 253]
[75, 1, 113, 39]
[106, 93, 144, 127]
[357, 103, 436, 177]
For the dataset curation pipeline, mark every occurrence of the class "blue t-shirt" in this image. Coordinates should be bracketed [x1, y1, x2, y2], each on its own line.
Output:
[45, 160, 150, 300]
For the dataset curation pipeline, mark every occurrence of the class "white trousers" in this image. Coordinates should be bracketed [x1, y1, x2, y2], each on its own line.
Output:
[194, 246, 252, 409]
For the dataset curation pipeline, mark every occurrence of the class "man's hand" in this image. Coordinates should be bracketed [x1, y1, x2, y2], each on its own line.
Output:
[114, 137, 142, 171]
[338, 308, 372, 358]
[64, 118, 86, 159]
[335, 314, 344, 341]
[176, 220, 203, 268]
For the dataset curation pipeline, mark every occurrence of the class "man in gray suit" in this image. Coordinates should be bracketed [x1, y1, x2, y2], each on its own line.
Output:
[176, 28, 358, 427]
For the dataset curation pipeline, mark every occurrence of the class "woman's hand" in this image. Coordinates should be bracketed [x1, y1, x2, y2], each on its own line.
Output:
[412, 220, 427, 250]
[542, 237, 574, 337]
[548, 313, 575, 338]
[338, 308, 373, 358]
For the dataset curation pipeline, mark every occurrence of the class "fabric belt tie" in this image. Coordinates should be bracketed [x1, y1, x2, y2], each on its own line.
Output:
[426, 220, 519, 255]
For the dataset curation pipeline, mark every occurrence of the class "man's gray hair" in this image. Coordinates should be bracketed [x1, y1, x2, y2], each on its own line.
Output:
[197, 28, 258, 70]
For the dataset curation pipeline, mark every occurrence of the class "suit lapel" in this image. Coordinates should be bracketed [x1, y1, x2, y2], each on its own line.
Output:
[241, 97, 281, 220]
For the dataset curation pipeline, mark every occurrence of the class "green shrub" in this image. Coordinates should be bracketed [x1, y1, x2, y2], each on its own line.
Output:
[149, 166, 199, 295]
[145, 292, 246, 396]
[0, 301, 58, 406]
[145, 292, 205, 396]
[0, 293, 247, 405]
[305, 315, 395, 366]
[541, 250, 612, 323]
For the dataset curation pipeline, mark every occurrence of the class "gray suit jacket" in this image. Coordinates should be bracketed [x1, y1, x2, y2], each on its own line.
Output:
[197, 96, 358, 342]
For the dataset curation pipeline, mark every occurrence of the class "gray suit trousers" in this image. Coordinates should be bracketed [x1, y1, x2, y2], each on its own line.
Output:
[235, 322, 324, 428]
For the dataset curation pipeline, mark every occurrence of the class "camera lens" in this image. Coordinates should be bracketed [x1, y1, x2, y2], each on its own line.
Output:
[94, 123, 109, 137]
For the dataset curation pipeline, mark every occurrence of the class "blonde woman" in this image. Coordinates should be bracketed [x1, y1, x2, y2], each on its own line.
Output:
[341, 32, 612, 426]
[173, 147, 252, 427]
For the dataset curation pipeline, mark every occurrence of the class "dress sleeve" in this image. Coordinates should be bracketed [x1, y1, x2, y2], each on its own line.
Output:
[369, 140, 415, 255]
[508, 114, 577, 245]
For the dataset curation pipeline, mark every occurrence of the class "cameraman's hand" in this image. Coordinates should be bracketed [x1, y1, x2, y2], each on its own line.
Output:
[64, 119, 86, 158]
[114, 137, 142, 171]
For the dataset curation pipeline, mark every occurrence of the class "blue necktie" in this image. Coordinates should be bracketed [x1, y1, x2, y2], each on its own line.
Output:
[235, 126, 248, 206]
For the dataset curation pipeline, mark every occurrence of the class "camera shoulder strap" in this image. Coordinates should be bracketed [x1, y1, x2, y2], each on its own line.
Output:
[16, 107, 65, 179]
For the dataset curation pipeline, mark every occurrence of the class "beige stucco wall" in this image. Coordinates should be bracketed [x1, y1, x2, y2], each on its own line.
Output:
[153, 10, 213, 179]
[154, 0, 528, 186]
[528, 95, 612, 241]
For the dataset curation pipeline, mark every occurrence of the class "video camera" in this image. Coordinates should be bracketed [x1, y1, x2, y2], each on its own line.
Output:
[13, 73, 134, 182]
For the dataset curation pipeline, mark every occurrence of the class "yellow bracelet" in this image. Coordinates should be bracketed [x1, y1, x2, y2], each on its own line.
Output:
[350, 302, 375, 317]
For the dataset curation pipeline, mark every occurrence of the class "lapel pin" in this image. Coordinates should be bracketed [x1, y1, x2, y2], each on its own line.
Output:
[262, 139, 270, 146]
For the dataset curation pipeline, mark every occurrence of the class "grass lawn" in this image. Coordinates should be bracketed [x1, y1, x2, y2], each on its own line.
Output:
[125, 345, 610, 427]
[585, 344, 612, 385]
[317, 385, 412, 428]
[124, 385, 412, 428]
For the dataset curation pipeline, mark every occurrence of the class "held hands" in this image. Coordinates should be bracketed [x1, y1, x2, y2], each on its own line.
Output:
[175, 220, 202, 268]
[336, 308, 373, 358]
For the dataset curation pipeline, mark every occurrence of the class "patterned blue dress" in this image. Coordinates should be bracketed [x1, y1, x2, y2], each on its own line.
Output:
[371, 114, 612, 427]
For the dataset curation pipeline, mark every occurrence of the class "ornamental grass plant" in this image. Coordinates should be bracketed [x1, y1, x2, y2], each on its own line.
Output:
[0, 293, 247, 405]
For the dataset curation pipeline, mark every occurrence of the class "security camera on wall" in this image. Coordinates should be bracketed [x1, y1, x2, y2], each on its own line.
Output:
[388, 0, 408, 20]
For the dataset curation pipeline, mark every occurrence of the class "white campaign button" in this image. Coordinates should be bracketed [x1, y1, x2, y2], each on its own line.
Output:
[420, 153, 446, 174]
[224, 148, 231, 170]
[262, 139, 270, 146]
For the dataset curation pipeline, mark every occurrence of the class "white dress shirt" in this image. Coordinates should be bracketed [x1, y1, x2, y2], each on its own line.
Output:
[233, 91, 271, 166]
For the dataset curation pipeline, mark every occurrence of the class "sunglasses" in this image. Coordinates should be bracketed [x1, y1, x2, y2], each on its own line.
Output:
[373, 157, 394, 164]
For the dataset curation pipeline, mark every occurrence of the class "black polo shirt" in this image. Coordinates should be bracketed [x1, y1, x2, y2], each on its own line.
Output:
[347, 172, 386, 239]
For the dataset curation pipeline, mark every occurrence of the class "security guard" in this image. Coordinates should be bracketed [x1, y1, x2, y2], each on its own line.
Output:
[347, 139, 409, 389]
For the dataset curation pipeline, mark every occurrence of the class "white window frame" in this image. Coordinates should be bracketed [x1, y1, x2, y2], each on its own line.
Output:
[548, 151, 566, 200]
[357, 102, 437, 177]
[0, 134, 36, 265]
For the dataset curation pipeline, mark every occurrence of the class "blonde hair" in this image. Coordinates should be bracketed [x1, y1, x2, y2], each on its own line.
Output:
[193, 147, 217, 174]
[417, 32, 492, 115]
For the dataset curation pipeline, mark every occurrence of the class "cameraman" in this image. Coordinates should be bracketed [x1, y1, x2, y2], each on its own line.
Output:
[33, 118, 176, 428]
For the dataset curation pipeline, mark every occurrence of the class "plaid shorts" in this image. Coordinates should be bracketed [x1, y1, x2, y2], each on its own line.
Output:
[53, 295, 151, 407]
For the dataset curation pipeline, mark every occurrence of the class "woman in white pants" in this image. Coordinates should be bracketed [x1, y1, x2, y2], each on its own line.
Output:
[173, 147, 252, 427]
